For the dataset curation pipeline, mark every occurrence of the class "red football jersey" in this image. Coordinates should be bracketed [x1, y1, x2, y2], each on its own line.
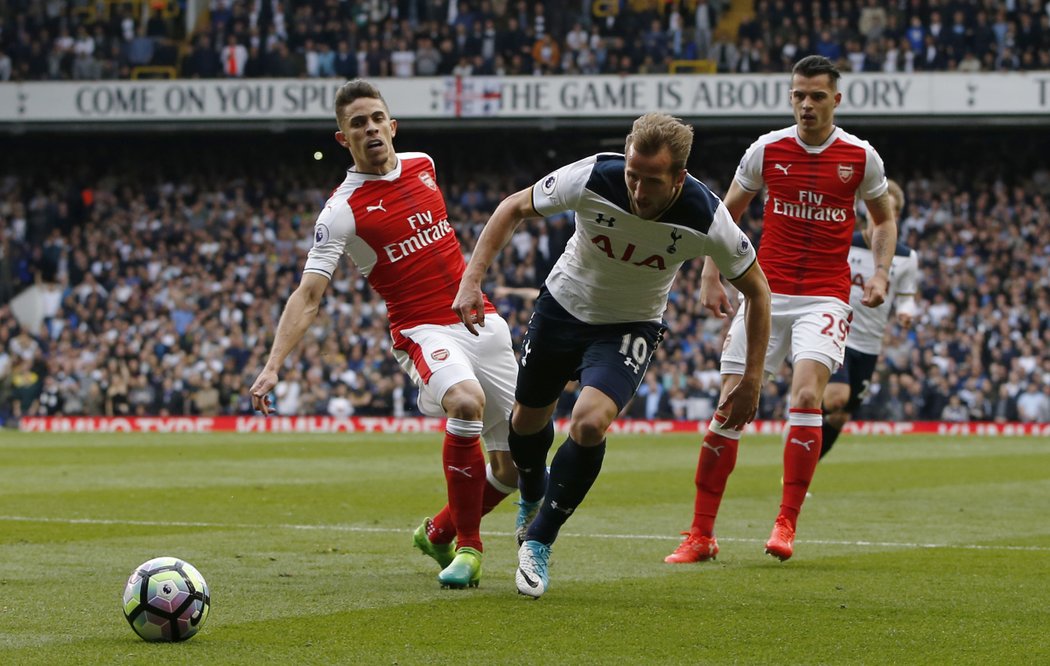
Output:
[303, 152, 494, 337]
[734, 126, 887, 303]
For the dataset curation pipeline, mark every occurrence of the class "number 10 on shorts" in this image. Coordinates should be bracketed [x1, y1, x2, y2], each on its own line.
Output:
[619, 334, 649, 374]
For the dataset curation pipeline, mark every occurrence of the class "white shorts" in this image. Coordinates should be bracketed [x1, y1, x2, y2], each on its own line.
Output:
[392, 315, 517, 452]
[721, 293, 852, 379]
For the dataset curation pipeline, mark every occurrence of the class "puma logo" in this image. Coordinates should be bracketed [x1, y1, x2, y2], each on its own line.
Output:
[366, 200, 386, 213]
[447, 465, 473, 477]
[702, 442, 726, 456]
[789, 437, 815, 451]
[774, 163, 791, 175]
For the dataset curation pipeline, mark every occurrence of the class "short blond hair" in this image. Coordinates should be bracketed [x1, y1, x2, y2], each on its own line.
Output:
[624, 113, 694, 173]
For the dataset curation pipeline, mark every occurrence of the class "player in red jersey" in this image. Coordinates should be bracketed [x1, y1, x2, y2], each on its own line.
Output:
[666, 56, 898, 563]
[248, 80, 519, 589]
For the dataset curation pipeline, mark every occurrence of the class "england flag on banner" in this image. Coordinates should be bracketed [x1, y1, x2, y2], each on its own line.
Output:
[442, 77, 502, 117]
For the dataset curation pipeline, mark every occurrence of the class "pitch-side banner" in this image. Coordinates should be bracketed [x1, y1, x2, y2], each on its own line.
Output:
[2, 73, 1050, 123]
[16, 416, 1050, 436]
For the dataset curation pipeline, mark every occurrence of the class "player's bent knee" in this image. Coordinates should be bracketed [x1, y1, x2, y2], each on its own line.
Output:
[511, 406, 553, 436]
[441, 382, 485, 421]
[826, 412, 850, 430]
[823, 396, 849, 413]
[792, 386, 823, 410]
[568, 414, 611, 446]
[822, 383, 850, 413]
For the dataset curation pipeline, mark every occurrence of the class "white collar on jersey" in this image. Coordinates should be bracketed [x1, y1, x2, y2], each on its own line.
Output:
[793, 125, 839, 152]
[348, 156, 403, 179]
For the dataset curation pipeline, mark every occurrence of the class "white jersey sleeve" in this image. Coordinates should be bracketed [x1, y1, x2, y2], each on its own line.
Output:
[532, 155, 594, 216]
[859, 142, 888, 201]
[303, 198, 354, 278]
[704, 203, 757, 281]
[733, 139, 766, 193]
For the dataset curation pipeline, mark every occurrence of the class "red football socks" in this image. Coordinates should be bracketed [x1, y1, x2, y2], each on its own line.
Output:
[429, 467, 512, 544]
[780, 408, 823, 528]
[691, 416, 741, 537]
[442, 424, 486, 552]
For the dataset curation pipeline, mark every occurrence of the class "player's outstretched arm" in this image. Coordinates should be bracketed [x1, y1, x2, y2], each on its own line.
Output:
[249, 272, 330, 414]
[700, 257, 733, 318]
[718, 262, 771, 429]
[702, 180, 758, 318]
[453, 186, 538, 335]
[862, 192, 897, 308]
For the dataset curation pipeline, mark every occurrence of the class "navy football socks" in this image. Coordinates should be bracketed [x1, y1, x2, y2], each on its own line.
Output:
[528, 436, 606, 545]
[509, 419, 555, 502]
[820, 418, 842, 459]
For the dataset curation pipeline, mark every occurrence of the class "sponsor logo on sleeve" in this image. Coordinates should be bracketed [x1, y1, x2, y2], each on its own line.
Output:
[314, 223, 330, 246]
[541, 173, 557, 195]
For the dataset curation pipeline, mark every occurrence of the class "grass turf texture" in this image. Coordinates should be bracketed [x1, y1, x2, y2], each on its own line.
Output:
[1, 432, 1048, 664]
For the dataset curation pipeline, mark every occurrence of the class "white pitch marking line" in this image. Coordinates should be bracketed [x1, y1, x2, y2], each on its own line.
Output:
[1, 515, 1048, 553]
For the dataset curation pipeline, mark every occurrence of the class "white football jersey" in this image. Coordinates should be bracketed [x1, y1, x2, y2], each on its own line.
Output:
[845, 232, 919, 355]
[532, 153, 757, 324]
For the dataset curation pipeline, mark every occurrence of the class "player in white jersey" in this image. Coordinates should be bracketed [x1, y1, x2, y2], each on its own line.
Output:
[248, 80, 520, 590]
[453, 113, 772, 598]
[820, 179, 920, 459]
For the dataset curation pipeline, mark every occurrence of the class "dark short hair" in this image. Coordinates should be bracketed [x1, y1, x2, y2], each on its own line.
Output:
[792, 55, 841, 87]
[334, 79, 389, 124]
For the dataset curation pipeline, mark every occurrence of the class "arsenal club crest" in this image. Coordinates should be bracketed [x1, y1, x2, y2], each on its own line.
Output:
[837, 164, 854, 183]
[431, 349, 450, 361]
[419, 171, 438, 191]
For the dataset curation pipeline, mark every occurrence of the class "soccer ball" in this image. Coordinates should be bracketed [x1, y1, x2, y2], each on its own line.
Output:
[122, 557, 211, 642]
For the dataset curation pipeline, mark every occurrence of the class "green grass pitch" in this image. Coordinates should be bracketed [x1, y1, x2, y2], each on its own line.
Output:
[1, 431, 1048, 664]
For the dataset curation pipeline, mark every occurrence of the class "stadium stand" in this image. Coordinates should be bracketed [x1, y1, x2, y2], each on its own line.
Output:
[1, 124, 1048, 424]
[2, 0, 1050, 83]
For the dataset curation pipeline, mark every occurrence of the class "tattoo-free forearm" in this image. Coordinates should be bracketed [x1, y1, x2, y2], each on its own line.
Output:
[264, 287, 321, 371]
[742, 285, 771, 380]
[462, 190, 531, 284]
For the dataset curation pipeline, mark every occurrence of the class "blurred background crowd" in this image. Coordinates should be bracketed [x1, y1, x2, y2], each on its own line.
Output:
[3, 0, 1050, 82]
[1, 123, 1048, 425]
[2, 0, 1049, 425]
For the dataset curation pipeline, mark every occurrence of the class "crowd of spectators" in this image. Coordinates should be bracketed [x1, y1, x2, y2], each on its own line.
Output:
[3, 0, 1050, 82]
[1, 127, 1049, 425]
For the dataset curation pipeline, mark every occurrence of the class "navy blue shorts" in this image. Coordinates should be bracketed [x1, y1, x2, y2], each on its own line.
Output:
[514, 288, 666, 412]
[828, 346, 879, 413]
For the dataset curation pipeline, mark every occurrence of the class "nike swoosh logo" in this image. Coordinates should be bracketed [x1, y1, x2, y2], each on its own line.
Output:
[518, 568, 539, 588]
